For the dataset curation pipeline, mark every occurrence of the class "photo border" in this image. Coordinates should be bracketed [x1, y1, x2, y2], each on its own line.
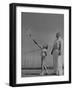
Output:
[9, 3, 71, 87]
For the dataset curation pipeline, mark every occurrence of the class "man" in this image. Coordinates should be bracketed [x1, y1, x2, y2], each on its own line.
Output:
[57, 33, 64, 75]
[51, 32, 64, 75]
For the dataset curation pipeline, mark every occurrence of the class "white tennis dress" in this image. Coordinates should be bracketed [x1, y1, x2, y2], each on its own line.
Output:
[57, 37, 64, 75]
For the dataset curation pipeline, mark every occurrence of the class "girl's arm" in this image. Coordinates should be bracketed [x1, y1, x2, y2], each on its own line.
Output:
[32, 39, 42, 49]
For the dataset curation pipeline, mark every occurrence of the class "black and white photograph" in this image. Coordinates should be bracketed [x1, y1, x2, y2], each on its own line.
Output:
[21, 12, 64, 77]
[10, 3, 71, 87]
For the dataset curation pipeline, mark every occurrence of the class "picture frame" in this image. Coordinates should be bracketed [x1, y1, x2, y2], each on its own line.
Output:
[9, 3, 71, 87]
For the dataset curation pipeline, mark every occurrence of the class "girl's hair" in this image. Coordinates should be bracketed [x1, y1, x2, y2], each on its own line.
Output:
[43, 44, 48, 49]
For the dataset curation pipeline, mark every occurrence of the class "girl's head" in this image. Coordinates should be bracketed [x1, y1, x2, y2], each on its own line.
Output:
[43, 44, 48, 49]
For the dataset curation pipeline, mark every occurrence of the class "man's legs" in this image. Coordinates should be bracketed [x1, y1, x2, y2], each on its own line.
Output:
[53, 50, 58, 75]
[58, 56, 63, 75]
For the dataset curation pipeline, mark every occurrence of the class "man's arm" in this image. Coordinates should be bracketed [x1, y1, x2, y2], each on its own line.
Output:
[59, 39, 64, 55]
[51, 40, 56, 55]
[59, 41, 61, 55]
[51, 48, 54, 55]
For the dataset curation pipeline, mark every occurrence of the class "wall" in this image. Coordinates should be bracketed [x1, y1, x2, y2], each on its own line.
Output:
[21, 13, 64, 68]
[0, 0, 73, 90]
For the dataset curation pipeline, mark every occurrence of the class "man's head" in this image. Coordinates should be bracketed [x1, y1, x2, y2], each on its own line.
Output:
[56, 32, 61, 39]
